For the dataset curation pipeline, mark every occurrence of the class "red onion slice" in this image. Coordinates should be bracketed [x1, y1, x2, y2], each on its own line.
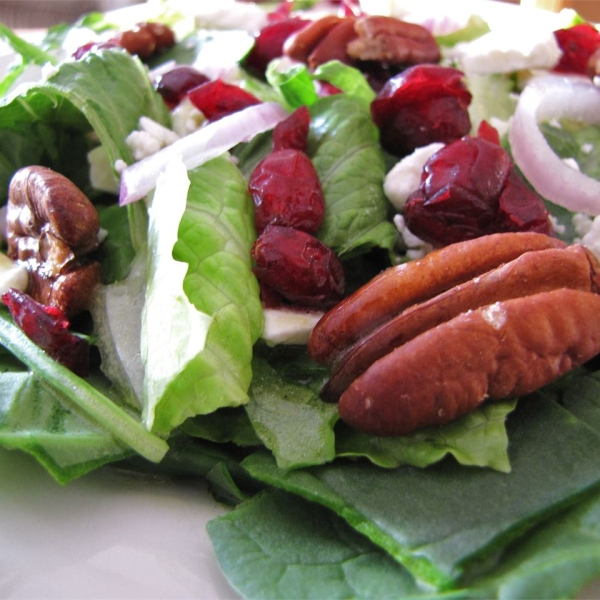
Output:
[509, 75, 600, 215]
[119, 102, 290, 206]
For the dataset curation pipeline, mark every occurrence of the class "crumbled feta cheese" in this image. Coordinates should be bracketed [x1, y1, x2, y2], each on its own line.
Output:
[393, 214, 433, 260]
[171, 97, 206, 137]
[126, 116, 180, 161]
[0, 252, 28, 296]
[383, 143, 444, 210]
[261, 308, 324, 346]
[192, 1, 268, 32]
[447, 27, 562, 75]
[573, 212, 600, 260]
[88, 145, 120, 194]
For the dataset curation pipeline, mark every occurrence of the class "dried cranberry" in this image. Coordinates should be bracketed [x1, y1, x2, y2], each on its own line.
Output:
[243, 17, 310, 76]
[315, 80, 344, 97]
[72, 41, 121, 60]
[187, 80, 260, 121]
[403, 135, 552, 246]
[154, 66, 209, 109]
[2, 288, 89, 377]
[252, 225, 345, 308]
[553, 23, 600, 76]
[371, 65, 472, 157]
[249, 148, 326, 234]
[272, 106, 310, 152]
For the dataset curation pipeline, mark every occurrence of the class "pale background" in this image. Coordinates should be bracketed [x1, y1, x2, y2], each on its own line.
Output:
[0, 0, 599, 28]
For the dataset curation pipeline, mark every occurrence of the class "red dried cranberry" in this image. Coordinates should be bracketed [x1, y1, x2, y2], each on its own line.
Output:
[72, 41, 121, 60]
[553, 23, 600, 76]
[249, 148, 326, 234]
[371, 65, 472, 157]
[315, 80, 344, 97]
[154, 66, 209, 109]
[187, 80, 260, 121]
[252, 225, 345, 308]
[402, 135, 552, 246]
[272, 106, 310, 152]
[2, 288, 90, 377]
[244, 17, 310, 76]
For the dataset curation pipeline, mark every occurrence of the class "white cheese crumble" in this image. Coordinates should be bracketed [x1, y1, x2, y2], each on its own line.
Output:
[126, 116, 180, 161]
[573, 212, 600, 260]
[383, 142, 444, 211]
[447, 27, 562, 75]
[170, 97, 206, 137]
[261, 308, 324, 347]
[393, 214, 433, 260]
[0, 252, 28, 296]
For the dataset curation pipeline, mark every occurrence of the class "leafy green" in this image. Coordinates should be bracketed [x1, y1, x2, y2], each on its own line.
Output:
[313, 61, 377, 108]
[207, 488, 450, 600]
[436, 15, 491, 47]
[0, 310, 168, 478]
[266, 59, 319, 109]
[243, 392, 600, 590]
[309, 95, 397, 256]
[207, 486, 600, 600]
[141, 155, 263, 435]
[0, 48, 170, 200]
[245, 356, 339, 470]
[336, 399, 516, 473]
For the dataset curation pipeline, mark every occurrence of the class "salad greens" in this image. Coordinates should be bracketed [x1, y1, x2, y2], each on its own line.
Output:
[0, 1, 600, 599]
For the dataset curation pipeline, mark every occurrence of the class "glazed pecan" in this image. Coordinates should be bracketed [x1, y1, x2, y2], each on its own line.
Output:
[347, 16, 441, 65]
[308, 231, 566, 366]
[6, 166, 102, 316]
[284, 14, 440, 71]
[307, 233, 600, 436]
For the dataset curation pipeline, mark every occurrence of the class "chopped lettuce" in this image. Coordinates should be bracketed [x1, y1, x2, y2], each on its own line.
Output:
[141, 155, 263, 435]
[0, 48, 170, 200]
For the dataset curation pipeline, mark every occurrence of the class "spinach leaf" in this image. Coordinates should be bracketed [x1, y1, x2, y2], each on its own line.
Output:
[309, 95, 398, 257]
[207, 488, 448, 600]
[0, 311, 168, 481]
[243, 392, 600, 590]
[245, 356, 339, 470]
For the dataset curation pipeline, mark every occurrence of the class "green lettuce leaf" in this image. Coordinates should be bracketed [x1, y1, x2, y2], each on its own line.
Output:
[309, 95, 397, 256]
[0, 311, 168, 481]
[243, 392, 600, 590]
[245, 356, 339, 470]
[207, 488, 447, 600]
[0, 48, 170, 200]
[336, 399, 516, 473]
[142, 155, 263, 435]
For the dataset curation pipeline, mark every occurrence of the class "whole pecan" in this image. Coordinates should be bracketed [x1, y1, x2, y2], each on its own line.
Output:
[308, 233, 600, 436]
[347, 16, 441, 65]
[6, 166, 102, 316]
[284, 14, 440, 71]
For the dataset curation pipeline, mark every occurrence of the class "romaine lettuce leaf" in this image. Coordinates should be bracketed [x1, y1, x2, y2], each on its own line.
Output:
[142, 155, 263, 435]
[309, 95, 398, 256]
[0, 310, 168, 481]
[0, 48, 170, 200]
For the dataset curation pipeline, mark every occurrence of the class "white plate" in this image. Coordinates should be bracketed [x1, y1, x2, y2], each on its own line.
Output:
[0, 448, 238, 599]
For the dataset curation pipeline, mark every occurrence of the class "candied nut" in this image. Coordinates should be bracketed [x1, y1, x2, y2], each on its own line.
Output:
[321, 244, 600, 402]
[347, 16, 441, 65]
[338, 289, 600, 436]
[284, 15, 345, 63]
[306, 18, 358, 70]
[308, 231, 566, 366]
[310, 233, 600, 436]
[6, 166, 102, 316]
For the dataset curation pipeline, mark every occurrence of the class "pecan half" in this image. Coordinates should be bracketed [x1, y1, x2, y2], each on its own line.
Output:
[321, 244, 600, 402]
[308, 231, 566, 366]
[347, 16, 441, 65]
[6, 166, 102, 316]
[284, 15, 440, 71]
[339, 289, 600, 436]
[308, 233, 600, 436]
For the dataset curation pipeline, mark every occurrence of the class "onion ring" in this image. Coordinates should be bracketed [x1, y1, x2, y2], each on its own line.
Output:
[508, 74, 600, 215]
[119, 101, 289, 206]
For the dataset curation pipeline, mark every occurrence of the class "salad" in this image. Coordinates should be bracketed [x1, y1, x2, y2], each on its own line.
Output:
[1, 0, 600, 598]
